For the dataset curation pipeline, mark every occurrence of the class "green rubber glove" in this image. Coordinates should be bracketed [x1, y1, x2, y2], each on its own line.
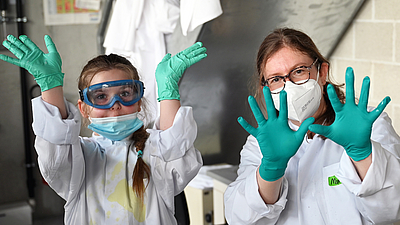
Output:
[155, 42, 207, 101]
[0, 35, 63, 92]
[238, 87, 315, 181]
[308, 67, 391, 161]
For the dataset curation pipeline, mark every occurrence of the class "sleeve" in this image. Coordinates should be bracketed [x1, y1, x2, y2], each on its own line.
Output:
[224, 135, 289, 225]
[147, 106, 203, 211]
[336, 111, 400, 224]
[32, 97, 85, 201]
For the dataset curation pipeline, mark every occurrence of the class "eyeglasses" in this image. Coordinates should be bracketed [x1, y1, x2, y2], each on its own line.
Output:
[79, 79, 144, 109]
[261, 58, 318, 94]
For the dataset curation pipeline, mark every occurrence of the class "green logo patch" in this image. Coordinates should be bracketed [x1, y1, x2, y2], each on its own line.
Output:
[328, 175, 342, 186]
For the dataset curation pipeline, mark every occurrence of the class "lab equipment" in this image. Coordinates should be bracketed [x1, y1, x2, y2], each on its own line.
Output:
[238, 87, 314, 181]
[0, 35, 63, 92]
[309, 67, 391, 161]
[155, 42, 207, 101]
[79, 79, 144, 109]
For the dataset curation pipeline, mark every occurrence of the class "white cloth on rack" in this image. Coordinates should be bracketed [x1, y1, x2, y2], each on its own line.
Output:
[180, 0, 223, 36]
[103, 0, 223, 122]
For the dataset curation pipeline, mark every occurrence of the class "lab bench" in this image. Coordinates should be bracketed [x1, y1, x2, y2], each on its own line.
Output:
[184, 165, 238, 225]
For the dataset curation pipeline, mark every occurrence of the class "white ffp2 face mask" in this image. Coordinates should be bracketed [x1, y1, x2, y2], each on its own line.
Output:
[271, 77, 322, 123]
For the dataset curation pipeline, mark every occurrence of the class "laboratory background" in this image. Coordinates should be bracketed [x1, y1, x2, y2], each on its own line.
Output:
[1, 0, 400, 224]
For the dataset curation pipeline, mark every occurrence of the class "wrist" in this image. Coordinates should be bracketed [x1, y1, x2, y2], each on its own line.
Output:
[346, 142, 372, 162]
[259, 158, 287, 182]
[35, 72, 64, 92]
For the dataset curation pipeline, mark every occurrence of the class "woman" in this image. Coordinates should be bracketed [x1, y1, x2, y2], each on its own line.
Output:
[224, 28, 400, 224]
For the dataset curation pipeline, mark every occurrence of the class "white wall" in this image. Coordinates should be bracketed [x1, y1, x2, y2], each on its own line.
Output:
[331, 0, 400, 133]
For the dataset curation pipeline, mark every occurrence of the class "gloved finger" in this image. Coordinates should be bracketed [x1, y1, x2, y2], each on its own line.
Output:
[248, 95, 266, 124]
[19, 35, 42, 53]
[263, 86, 277, 120]
[44, 35, 58, 54]
[188, 46, 207, 57]
[2, 40, 25, 59]
[327, 84, 343, 113]
[308, 124, 332, 138]
[188, 53, 207, 65]
[297, 117, 315, 137]
[369, 96, 391, 121]
[278, 90, 288, 120]
[238, 117, 257, 136]
[6, 35, 30, 54]
[345, 67, 356, 105]
[0, 54, 22, 67]
[160, 53, 171, 63]
[358, 76, 370, 110]
[181, 42, 203, 55]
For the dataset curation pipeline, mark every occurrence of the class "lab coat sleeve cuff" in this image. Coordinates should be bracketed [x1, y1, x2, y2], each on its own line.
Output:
[337, 141, 389, 197]
[32, 96, 81, 145]
[246, 169, 288, 218]
[148, 106, 197, 161]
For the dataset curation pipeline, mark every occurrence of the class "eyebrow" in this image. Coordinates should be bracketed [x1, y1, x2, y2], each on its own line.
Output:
[265, 62, 311, 78]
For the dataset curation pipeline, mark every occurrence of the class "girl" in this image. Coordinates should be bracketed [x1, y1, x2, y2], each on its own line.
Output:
[0, 34, 206, 224]
[224, 28, 400, 224]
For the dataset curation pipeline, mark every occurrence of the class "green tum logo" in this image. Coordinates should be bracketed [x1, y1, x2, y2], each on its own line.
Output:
[328, 175, 342, 186]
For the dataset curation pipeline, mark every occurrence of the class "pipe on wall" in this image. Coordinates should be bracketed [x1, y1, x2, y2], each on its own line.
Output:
[15, 0, 36, 201]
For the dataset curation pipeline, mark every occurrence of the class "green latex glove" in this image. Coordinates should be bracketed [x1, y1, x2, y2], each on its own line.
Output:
[155, 42, 207, 101]
[0, 35, 63, 92]
[238, 87, 315, 181]
[309, 67, 391, 161]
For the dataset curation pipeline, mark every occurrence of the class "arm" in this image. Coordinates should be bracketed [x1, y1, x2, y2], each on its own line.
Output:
[0, 35, 66, 118]
[350, 154, 371, 180]
[155, 42, 207, 130]
[309, 67, 390, 181]
[237, 87, 314, 202]
[224, 135, 289, 224]
[257, 169, 282, 204]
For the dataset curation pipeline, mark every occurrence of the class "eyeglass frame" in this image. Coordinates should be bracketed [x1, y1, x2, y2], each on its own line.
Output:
[261, 58, 319, 94]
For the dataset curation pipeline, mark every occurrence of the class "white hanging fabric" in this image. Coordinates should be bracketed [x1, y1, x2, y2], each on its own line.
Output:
[103, 0, 223, 123]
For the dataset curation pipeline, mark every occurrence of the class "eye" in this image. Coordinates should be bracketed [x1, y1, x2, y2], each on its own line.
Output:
[267, 76, 282, 84]
[291, 67, 308, 77]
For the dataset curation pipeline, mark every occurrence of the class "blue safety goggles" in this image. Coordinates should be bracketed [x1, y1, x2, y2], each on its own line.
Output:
[79, 79, 144, 109]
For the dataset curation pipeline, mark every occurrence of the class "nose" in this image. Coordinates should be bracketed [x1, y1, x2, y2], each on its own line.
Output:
[110, 101, 122, 110]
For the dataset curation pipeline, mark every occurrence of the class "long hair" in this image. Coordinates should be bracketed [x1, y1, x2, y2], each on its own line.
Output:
[254, 28, 345, 139]
[78, 54, 151, 205]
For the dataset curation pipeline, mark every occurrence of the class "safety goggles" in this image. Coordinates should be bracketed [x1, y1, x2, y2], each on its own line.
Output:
[79, 79, 144, 109]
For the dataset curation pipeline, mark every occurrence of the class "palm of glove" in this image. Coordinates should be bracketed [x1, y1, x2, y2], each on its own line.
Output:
[155, 42, 207, 101]
[238, 87, 314, 181]
[309, 67, 390, 161]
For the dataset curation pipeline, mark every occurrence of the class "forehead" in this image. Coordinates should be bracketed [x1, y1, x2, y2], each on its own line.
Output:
[264, 47, 312, 76]
[90, 69, 132, 86]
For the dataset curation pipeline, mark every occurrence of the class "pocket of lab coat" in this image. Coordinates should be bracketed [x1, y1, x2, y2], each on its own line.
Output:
[322, 163, 363, 225]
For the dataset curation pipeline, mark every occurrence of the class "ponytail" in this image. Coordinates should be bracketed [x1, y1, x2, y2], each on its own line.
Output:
[130, 126, 151, 207]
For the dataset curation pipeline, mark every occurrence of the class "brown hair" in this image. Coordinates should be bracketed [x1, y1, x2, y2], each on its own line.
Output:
[78, 54, 151, 206]
[254, 28, 345, 139]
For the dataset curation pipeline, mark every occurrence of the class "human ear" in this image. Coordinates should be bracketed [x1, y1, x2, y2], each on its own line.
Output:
[78, 99, 89, 118]
[318, 62, 329, 86]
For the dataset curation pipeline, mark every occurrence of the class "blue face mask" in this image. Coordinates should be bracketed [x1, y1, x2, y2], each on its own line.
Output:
[88, 112, 144, 141]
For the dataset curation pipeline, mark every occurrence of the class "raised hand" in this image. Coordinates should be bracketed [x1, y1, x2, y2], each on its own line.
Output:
[0, 35, 63, 92]
[309, 67, 390, 161]
[155, 42, 207, 101]
[238, 87, 315, 181]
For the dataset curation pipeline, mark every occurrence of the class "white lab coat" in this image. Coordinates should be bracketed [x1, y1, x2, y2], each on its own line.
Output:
[31, 97, 202, 225]
[224, 110, 400, 225]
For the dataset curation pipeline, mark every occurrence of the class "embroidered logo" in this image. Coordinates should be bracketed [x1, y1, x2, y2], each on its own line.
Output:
[328, 175, 342, 186]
